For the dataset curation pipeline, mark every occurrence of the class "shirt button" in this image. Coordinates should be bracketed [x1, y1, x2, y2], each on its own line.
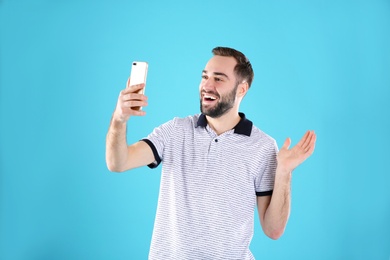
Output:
[215, 139, 218, 142]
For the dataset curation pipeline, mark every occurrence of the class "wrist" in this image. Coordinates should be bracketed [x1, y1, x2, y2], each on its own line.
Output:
[111, 114, 128, 128]
[276, 165, 292, 178]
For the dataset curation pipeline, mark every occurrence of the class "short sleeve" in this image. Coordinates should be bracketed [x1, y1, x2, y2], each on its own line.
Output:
[255, 139, 278, 196]
[141, 118, 176, 169]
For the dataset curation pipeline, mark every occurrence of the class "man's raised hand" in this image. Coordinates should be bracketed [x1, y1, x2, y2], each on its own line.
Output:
[112, 77, 148, 123]
[277, 130, 317, 173]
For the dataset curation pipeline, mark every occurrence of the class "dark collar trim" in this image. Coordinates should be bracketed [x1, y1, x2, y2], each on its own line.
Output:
[196, 112, 253, 137]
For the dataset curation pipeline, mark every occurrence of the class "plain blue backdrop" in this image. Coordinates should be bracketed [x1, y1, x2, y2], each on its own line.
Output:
[1, 0, 389, 259]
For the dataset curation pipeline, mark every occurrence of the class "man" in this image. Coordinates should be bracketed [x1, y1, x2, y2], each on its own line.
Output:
[106, 47, 316, 259]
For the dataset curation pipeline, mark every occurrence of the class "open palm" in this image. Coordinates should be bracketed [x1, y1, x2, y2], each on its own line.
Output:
[277, 130, 317, 172]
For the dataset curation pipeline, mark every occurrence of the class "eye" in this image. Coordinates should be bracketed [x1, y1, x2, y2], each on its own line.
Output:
[202, 75, 208, 80]
[215, 77, 222, 82]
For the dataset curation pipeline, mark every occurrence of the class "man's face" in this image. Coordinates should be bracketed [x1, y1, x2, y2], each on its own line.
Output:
[199, 55, 239, 118]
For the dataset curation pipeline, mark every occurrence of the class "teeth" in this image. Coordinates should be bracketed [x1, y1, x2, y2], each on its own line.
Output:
[205, 95, 216, 100]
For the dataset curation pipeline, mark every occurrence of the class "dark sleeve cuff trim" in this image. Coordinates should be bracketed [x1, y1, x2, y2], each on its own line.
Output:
[141, 139, 161, 169]
[256, 190, 273, 196]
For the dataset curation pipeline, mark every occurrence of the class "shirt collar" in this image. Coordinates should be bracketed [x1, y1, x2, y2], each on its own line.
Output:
[196, 112, 253, 136]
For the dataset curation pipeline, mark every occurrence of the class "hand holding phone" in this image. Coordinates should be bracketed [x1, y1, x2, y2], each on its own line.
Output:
[129, 61, 148, 110]
[112, 61, 149, 123]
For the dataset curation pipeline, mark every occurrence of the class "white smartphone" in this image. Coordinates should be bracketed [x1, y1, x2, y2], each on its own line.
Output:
[130, 61, 148, 95]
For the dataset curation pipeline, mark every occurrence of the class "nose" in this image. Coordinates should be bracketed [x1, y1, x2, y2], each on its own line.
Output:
[201, 78, 214, 92]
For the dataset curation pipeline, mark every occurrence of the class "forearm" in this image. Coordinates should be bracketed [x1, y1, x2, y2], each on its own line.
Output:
[261, 131, 316, 239]
[263, 167, 292, 239]
[105, 116, 129, 172]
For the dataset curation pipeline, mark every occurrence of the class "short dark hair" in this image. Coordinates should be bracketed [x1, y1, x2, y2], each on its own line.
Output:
[212, 47, 254, 88]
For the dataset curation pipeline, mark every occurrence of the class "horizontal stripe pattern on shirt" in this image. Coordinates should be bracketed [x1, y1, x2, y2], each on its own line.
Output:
[144, 113, 278, 260]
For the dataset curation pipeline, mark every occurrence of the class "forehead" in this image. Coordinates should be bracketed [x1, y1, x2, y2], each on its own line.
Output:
[204, 55, 237, 78]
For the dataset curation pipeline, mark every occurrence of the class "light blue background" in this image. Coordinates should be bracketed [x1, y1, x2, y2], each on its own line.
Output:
[1, 0, 389, 259]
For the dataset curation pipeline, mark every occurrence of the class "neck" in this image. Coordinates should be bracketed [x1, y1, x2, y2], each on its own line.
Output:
[205, 108, 241, 135]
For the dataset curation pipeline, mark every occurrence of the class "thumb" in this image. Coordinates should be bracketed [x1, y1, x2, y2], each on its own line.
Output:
[282, 137, 291, 150]
[126, 77, 131, 88]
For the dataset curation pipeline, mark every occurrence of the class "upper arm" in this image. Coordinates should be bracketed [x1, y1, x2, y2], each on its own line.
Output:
[123, 140, 156, 170]
[122, 117, 178, 171]
[257, 195, 272, 230]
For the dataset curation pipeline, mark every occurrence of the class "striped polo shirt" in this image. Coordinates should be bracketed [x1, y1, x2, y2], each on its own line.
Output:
[142, 113, 278, 260]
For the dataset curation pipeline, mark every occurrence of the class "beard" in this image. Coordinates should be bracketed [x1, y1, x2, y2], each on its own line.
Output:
[200, 84, 238, 118]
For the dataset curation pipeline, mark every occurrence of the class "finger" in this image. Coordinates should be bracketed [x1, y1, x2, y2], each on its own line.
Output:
[128, 107, 146, 116]
[122, 93, 148, 102]
[128, 83, 146, 93]
[306, 131, 317, 154]
[126, 77, 131, 88]
[282, 137, 291, 150]
[123, 100, 148, 108]
[301, 130, 313, 149]
[300, 130, 315, 150]
[296, 130, 310, 148]
[120, 84, 146, 96]
[303, 131, 316, 153]
[311, 131, 316, 145]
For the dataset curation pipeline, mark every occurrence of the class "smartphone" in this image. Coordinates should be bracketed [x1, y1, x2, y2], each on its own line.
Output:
[130, 61, 148, 95]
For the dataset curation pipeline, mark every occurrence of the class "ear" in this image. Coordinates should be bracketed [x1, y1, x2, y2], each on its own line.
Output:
[237, 82, 249, 98]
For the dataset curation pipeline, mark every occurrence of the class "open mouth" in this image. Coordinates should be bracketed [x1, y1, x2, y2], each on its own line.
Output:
[203, 95, 217, 102]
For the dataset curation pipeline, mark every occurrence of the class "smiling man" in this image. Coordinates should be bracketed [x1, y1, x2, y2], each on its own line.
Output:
[106, 47, 316, 259]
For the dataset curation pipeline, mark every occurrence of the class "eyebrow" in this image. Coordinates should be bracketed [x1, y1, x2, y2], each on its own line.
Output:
[202, 70, 230, 80]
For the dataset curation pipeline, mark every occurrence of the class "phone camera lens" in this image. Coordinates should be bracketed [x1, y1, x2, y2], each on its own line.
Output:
[133, 62, 137, 65]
